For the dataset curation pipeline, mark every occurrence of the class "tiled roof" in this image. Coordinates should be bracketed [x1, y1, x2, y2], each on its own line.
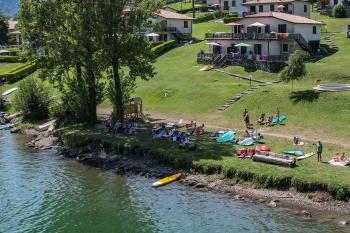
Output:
[156, 9, 194, 20]
[243, 0, 308, 5]
[243, 12, 323, 24]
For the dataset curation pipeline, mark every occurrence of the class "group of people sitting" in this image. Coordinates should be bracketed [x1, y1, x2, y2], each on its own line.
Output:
[185, 121, 207, 136]
[332, 153, 349, 163]
[104, 117, 138, 135]
[257, 108, 282, 127]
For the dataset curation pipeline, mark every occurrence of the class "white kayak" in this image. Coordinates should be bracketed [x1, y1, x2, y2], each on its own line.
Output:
[2, 88, 18, 96]
[329, 159, 350, 167]
[38, 119, 56, 131]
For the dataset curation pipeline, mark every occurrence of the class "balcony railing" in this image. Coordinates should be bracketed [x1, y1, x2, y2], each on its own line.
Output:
[205, 32, 299, 40]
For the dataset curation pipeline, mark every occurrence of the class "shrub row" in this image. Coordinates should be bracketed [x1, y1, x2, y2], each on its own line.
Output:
[223, 16, 241, 24]
[0, 62, 37, 83]
[0, 56, 26, 63]
[174, 6, 215, 14]
[151, 40, 176, 57]
[150, 41, 164, 48]
[193, 12, 221, 24]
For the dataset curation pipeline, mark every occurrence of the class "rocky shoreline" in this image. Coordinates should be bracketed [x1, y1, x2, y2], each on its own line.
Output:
[19, 129, 350, 228]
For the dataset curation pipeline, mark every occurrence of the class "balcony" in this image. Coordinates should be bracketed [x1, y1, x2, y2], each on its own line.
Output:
[205, 32, 301, 40]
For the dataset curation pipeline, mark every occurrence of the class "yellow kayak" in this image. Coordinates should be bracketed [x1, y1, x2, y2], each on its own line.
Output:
[152, 173, 182, 187]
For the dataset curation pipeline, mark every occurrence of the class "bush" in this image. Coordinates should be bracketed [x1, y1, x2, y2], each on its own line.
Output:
[333, 4, 347, 18]
[193, 12, 221, 24]
[176, 6, 214, 14]
[151, 40, 176, 57]
[0, 56, 25, 63]
[150, 41, 164, 48]
[223, 16, 241, 24]
[0, 63, 37, 83]
[13, 76, 51, 120]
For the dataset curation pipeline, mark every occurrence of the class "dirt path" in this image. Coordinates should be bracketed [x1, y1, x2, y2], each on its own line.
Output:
[97, 108, 350, 149]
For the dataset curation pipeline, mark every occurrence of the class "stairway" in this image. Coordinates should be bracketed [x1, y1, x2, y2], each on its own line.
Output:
[323, 35, 339, 51]
[294, 34, 312, 52]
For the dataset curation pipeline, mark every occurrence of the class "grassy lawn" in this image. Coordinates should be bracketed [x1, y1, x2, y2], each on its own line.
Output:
[192, 20, 229, 39]
[59, 125, 350, 200]
[167, 2, 205, 12]
[0, 63, 26, 74]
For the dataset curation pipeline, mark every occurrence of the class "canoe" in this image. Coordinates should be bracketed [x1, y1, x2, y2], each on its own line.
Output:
[152, 173, 182, 187]
[38, 119, 56, 131]
[2, 87, 18, 96]
[237, 137, 254, 146]
[283, 150, 304, 156]
[296, 153, 314, 161]
[253, 152, 296, 167]
[0, 124, 14, 130]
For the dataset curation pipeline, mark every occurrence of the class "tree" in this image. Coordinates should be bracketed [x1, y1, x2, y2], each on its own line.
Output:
[18, 0, 104, 124]
[96, 0, 163, 123]
[192, 0, 196, 18]
[13, 76, 51, 120]
[0, 12, 9, 45]
[333, 4, 347, 18]
[280, 50, 310, 92]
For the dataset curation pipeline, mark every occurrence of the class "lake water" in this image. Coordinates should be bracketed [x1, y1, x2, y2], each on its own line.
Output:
[0, 131, 344, 233]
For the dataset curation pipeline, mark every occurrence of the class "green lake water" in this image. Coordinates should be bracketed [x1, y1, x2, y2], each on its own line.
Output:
[0, 131, 345, 233]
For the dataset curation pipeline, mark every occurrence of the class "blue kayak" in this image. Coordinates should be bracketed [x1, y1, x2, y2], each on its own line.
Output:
[217, 131, 235, 143]
[272, 115, 286, 124]
[283, 150, 304, 156]
[0, 124, 14, 130]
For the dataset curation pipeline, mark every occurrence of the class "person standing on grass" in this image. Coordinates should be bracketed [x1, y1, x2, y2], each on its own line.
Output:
[316, 141, 323, 162]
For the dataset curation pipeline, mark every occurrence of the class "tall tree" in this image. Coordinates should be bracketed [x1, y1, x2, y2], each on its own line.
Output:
[96, 0, 163, 122]
[18, 0, 103, 124]
[192, 0, 196, 18]
[0, 12, 9, 45]
[280, 50, 309, 92]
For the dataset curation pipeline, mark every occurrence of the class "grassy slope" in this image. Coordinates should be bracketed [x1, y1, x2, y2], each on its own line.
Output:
[167, 2, 204, 11]
[130, 13, 350, 142]
[0, 63, 25, 74]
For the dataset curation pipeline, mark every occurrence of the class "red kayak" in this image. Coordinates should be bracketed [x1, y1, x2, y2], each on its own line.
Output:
[256, 146, 270, 152]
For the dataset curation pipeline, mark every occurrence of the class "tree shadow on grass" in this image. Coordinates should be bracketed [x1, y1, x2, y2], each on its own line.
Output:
[289, 90, 320, 103]
[307, 44, 338, 63]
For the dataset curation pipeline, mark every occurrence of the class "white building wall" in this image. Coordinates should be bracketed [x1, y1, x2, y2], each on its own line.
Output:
[222, 0, 247, 16]
[330, 0, 344, 7]
[244, 1, 311, 17]
[293, 1, 310, 18]
[294, 24, 321, 41]
[166, 19, 193, 35]
[238, 17, 296, 33]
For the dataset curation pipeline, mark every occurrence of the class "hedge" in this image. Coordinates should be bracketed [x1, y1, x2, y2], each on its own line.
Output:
[193, 12, 221, 24]
[151, 41, 164, 48]
[175, 6, 215, 14]
[0, 56, 26, 63]
[223, 16, 241, 24]
[0, 62, 37, 83]
[151, 40, 176, 57]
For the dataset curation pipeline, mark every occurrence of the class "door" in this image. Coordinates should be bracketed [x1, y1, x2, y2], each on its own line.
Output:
[254, 44, 262, 55]
[214, 46, 222, 54]
[224, 1, 229, 10]
[278, 24, 287, 33]
[241, 46, 247, 54]
[250, 6, 256, 13]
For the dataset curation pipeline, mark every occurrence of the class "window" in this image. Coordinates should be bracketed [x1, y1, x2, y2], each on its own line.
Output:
[270, 4, 275, 11]
[232, 0, 236, 7]
[313, 26, 317, 34]
[282, 44, 289, 53]
[265, 24, 270, 33]
[184, 21, 188, 28]
[250, 5, 256, 12]
[257, 27, 262, 33]
[304, 5, 307, 12]
[254, 44, 262, 54]
[259, 5, 263, 12]
[278, 24, 287, 33]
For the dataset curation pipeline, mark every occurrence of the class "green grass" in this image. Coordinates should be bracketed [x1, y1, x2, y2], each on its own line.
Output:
[167, 2, 205, 11]
[58, 125, 350, 200]
[192, 20, 229, 39]
[0, 63, 26, 74]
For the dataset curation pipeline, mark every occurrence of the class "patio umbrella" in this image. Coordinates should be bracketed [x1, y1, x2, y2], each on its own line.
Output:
[234, 43, 251, 47]
[207, 42, 222, 46]
[0, 50, 10, 54]
[277, 5, 285, 9]
[224, 22, 242, 26]
[249, 22, 266, 27]
[146, 33, 160, 37]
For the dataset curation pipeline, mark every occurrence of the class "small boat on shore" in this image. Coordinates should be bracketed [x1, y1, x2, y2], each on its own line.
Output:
[38, 119, 56, 132]
[2, 87, 18, 96]
[253, 152, 296, 167]
[296, 153, 314, 161]
[152, 173, 182, 187]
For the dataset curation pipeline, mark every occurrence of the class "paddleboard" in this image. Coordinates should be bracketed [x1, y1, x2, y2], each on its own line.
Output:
[2, 88, 18, 96]
[296, 153, 314, 161]
[329, 160, 350, 167]
[283, 150, 304, 156]
[152, 173, 182, 187]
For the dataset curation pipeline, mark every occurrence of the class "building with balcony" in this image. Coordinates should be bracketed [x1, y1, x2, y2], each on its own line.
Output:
[198, 12, 323, 71]
[242, 0, 311, 18]
[146, 9, 193, 42]
[7, 19, 22, 46]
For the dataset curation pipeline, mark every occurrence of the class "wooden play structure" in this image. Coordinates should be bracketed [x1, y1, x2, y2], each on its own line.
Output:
[124, 97, 149, 123]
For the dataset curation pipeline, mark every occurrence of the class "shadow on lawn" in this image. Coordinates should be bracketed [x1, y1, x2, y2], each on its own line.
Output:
[289, 90, 320, 103]
[307, 44, 338, 63]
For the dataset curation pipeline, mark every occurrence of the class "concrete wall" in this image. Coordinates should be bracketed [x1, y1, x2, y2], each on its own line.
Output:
[238, 17, 296, 33]
[166, 19, 193, 35]
[293, 1, 310, 18]
[294, 24, 321, 41]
